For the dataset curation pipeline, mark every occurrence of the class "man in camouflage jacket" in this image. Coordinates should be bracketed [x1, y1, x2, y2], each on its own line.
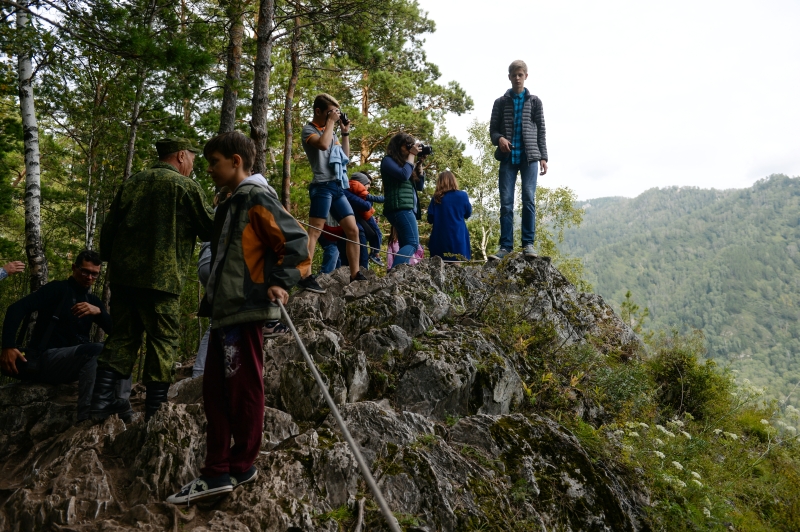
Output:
[92, 137, 215, 422]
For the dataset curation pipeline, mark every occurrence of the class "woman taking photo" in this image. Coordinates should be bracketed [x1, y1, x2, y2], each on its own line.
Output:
[380, 132, 425, 268]
[427, 170, 472, 262]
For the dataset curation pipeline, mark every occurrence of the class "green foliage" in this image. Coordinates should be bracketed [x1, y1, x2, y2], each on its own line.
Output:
[648, 330, 733, 420]
[562, 175, 800, 410]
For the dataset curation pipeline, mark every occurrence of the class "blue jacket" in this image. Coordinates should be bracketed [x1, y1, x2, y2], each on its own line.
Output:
[427, 190, 472, 261]
[329, 145, 350, 189]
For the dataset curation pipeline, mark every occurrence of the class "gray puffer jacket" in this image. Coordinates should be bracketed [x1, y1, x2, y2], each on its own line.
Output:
[490, 89, 548, 163]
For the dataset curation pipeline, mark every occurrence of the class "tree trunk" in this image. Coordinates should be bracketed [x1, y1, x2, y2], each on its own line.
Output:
[17, 4, 48, 292]
[219, 0, 245, 134]
[360, 70, 370, 165]
[250, 0, 275, 176]
[123, 74, 146, 180]
[280, 18, 299, 209]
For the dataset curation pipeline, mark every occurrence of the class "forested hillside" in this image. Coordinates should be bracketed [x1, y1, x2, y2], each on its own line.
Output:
[562, 174, 800, 408]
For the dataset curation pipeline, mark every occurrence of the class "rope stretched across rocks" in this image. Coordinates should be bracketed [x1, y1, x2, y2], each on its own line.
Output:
[276, 300, 402, 532]
[295, 218, 488, 265]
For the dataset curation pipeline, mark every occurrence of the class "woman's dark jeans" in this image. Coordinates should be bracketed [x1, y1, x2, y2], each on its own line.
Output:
[385, 209, 419, 267]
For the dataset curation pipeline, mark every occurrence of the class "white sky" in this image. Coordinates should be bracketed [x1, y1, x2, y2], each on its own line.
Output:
[419, 0, 800, 200]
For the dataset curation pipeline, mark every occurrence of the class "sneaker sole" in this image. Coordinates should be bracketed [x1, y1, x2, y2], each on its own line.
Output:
[166, 485, 233, 505]
[264, 331, 288, 338]
[232, 469, 258, 488]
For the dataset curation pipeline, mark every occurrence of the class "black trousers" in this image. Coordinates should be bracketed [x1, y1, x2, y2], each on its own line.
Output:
[30, 343, 103, 421]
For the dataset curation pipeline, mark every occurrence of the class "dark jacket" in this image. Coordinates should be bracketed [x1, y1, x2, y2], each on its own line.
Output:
[381, 156, 425, 215]
[490, 89, 548, 163]
[200, 176, 310, 327]
[427, 190, 472, 261]
[2, 278, 112, 350]
[100, 162, 215, 295]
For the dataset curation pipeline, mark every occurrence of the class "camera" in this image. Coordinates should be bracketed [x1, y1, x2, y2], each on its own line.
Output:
[407, 142, 433, 157]
[339, 112, 349, 126]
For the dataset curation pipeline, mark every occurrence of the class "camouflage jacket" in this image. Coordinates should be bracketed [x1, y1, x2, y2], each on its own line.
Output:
[100, 162, 215, 295]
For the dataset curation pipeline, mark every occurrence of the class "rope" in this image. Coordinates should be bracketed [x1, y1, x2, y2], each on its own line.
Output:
[296, 219, 487, 265]
[276, 300, 402, 532]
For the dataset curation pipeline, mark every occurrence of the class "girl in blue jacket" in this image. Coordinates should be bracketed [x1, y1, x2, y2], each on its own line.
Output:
[427, 171, 472, 262]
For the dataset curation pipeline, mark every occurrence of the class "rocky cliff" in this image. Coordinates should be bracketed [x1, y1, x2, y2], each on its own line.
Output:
[0, 255, 649, 531]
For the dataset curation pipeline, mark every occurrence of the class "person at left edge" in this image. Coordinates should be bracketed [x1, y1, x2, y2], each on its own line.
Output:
[92, 137, 215, 423]
[0, 250, 112, 423]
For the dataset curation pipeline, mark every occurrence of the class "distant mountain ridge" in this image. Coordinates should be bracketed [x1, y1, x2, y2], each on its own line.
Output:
[562, 174, 800, 407]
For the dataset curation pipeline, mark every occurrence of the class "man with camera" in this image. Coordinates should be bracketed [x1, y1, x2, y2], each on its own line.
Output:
[299, 93, 365, 291]
[489, 59, 548, 260]
[0, 249, 113, 423]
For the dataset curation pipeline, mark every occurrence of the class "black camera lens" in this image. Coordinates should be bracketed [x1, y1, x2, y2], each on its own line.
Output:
[340, 112, 349, 126]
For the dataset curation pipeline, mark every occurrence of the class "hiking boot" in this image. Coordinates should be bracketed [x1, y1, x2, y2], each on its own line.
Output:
[90, 368, 133, 423]
[166, 474, 233, 505]
[489, 248, 511, 260]
[523, 244, 538, 258]
[298, 275, 326, 294]
[145, 381, 171, 422]
[231, 466, 258, 489]
[350, 271, 367, 283]
[369, 254, 384, 267]
[263, 320, 289, 338]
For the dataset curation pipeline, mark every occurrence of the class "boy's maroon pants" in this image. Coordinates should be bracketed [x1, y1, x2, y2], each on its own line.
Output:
[201, 321, 264, 477]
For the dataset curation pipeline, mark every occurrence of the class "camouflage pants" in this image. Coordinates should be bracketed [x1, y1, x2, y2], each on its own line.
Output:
[98, 285, 180, 384]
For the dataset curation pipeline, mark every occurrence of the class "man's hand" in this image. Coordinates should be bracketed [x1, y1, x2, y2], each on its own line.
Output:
[540, 160, 548, 175]
[72, 302, 101, 318]
[2, 261, 25, 275]
[326, 108, 341, 126]
[498, 137, 511, 153]
[267, 286, 289, 305]
[340, 119, 350, 135]
[1, 347, 25, 375]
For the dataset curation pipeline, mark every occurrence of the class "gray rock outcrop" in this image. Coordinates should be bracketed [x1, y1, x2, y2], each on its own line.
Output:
[0, 255, 644, 531]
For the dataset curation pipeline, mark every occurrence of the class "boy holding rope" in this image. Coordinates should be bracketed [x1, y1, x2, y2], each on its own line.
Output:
[167, 131, 310, 504]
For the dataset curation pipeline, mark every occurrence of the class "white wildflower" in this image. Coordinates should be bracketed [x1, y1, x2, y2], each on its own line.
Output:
[760, 419, 770, 426]
[713, 428, 723, 435]
[675, 479, 687, 488]
[653, 451, 665, 459]
[656, 425, 676, 438]
[638, 422, 650, 430]
[787, 427, 797, 435]
[730, 392, 738, 397]
[680, 431, 692, 439]
[622, 444, 634, 452]
[667, 419, 685, 428]
[613, 430, 625, 437]
[724, 432, 739, 441]
[691, 471, 702, 480]
[627, 431, 640, 438]
[671, 461, 684, 471]
[625, 422, 638, 429]
[654, 438, 665, 447]
[692, 479, 703, 487]
[702, 507, 712, 518]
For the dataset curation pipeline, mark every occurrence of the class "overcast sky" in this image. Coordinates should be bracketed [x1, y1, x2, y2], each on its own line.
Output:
[418, 0, 800, 200]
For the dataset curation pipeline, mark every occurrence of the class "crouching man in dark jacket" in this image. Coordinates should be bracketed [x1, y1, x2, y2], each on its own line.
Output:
[0, 249, 117, 423]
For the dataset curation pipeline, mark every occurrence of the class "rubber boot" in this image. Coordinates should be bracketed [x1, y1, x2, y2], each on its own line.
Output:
[90, 368, 133, 422]
[145, 382, 171, 422]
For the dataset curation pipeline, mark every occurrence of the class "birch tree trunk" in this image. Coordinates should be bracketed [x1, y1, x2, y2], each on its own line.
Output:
[17, 4, 48, 292]
[123, 74, 146, 180]
[219, 0, 245, 134]
[250, 0, 275, 176]
[280, 18, 299, 209]
[360, 70, 370, 165]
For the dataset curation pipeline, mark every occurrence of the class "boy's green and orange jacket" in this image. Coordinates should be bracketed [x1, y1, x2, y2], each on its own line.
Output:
[200, 175, 311, 327]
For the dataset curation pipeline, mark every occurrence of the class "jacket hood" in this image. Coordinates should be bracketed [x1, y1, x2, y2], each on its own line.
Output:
[237, 173, 279, 200]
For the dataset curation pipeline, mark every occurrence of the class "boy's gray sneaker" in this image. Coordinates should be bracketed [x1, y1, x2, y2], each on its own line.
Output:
[298, 275, 326, 294]
[523, 244, 537, 258]
[489, 248, 511, 260]
[166, 474, 233, 505]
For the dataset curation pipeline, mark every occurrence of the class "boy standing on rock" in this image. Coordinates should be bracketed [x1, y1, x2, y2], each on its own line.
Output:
[167, 131, 310, 504]
[489, 60, 548, 260]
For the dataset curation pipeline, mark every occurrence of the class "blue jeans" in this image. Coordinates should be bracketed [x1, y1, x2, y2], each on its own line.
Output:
[338, 224, 369, 270]
[320, 236, 341, 274]
[385, 209, 419, 267]
[499, 160, 539, 250]
[308, 181, 354, 220]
